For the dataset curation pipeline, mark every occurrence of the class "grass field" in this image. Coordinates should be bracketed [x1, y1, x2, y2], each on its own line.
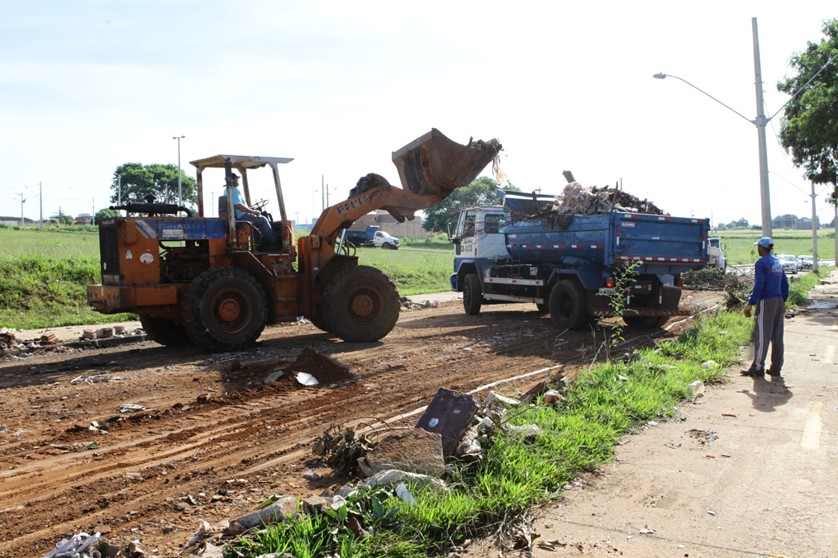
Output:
[1, 224, 834, 329]
[710, 228, 836, 265]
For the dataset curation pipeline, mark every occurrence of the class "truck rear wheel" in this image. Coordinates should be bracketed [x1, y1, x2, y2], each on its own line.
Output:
[549, 280, 588, 330]
[181, 268, 268, 352]
[139, 315, 192, 347]
[321, 266, 399, 342]
[463, 273, 482, 315]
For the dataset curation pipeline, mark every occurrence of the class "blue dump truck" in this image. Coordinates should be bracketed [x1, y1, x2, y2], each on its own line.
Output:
[450, 193, 709, 329]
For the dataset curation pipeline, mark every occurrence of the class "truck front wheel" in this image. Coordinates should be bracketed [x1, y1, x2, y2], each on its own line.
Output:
[321, 266, 400, 342]
[463, 273, 482, 315]
[549, 280, 588, 330]
[181, 268, 268, 352]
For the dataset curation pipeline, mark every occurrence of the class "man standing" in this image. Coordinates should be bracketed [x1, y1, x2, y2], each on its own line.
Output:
[743, 236, 789, 379]
[222, 173, 278, 249]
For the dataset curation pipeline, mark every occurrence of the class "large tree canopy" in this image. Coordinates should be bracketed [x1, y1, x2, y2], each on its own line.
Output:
[422, 177, 519, 232]
[111, 163, 197, 209]
[777, 18, 838, 205]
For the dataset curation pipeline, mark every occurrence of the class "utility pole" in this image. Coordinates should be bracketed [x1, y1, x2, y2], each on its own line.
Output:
[752, 18, 772, 238]
[810, 181, 819, 272]
[39, 182, 43, 232]
[17, 193, 25, 227]
[173, 135, 185, 206]
[321, 175, 325, 212]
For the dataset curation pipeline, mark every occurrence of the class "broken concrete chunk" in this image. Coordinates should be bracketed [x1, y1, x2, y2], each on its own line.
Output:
[118, 404, 146, 413]
[358, 428, 444, 478]
[82, 329, 97, 340]
[483, 391, 521, 410]
[227, 495, 298, 534]
[503, 423, 541, 440]
[542, 390, 565, 406]
[357, 469, 449, 493]
[416, 388, 478, 457]
[264, 370, 285, 384]
[96, 327, 114, 339]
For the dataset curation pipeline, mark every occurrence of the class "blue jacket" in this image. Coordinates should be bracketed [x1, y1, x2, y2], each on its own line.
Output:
[748, 254, 789, 305]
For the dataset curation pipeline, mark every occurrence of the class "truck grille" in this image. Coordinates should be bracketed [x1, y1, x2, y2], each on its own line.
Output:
[99, 222, 121, 283]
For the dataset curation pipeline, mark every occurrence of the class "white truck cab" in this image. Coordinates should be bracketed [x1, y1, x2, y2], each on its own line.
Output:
[708, 237, 726, 271]
[452, 206, 508, 260]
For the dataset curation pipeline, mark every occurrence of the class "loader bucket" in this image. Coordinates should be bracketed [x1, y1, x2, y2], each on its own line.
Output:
[392, 129, 502, 198]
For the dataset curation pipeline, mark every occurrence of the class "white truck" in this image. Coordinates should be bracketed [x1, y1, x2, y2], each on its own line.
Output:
[708, 237, 726, 271]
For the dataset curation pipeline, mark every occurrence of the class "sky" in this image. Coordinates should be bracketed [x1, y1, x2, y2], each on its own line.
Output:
[1, 0, 836, 229]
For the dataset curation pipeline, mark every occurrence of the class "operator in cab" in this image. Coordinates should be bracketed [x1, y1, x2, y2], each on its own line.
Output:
[222, 173, 278, 249]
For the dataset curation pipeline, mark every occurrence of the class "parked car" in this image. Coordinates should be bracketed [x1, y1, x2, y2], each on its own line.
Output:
[796, 255, 813, 270]
[777, 254, 798, 274]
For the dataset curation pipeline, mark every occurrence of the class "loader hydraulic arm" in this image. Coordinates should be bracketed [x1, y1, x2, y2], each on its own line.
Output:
[310, 173, 447, 239]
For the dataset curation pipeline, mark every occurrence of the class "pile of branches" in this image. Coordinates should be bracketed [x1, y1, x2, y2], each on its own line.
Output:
[552, 182, 667, 216]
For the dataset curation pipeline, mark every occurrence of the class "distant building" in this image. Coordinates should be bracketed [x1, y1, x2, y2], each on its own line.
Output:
[74, 214, 93, 225]
[0, 216, 34, 227]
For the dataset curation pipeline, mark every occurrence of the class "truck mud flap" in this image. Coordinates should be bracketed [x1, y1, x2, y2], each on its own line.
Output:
[392, 128, 502, 198]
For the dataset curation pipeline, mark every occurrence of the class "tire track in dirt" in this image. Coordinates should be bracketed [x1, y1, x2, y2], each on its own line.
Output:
[0, 298, 717, 555]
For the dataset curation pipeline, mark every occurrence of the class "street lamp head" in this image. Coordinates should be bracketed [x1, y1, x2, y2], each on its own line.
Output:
[653, 73, 667, 79]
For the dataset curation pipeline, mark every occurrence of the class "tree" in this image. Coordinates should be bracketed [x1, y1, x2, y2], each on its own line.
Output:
[95, 208, 118, 223]
[777, 19, 838, 206]
[423, 177, 517, 232]
[111, 163, 197, 209]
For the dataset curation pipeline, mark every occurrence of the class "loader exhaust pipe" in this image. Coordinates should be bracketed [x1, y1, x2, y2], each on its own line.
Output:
[392, 128, 502, 198]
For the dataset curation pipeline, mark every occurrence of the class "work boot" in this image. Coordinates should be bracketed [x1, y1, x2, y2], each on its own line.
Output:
[741, 367, 764, 378]
[767, 368, 782, 378]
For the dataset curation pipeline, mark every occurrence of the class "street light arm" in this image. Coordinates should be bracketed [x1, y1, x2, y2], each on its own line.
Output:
[653, 73, 755, 126]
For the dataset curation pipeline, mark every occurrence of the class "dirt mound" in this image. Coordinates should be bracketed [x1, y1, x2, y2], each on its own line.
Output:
[285, 347, 354, 384]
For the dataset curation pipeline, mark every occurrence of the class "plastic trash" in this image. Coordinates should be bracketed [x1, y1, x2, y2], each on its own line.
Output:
[688, 380, 705, 398]
[395, 482, 417, 507]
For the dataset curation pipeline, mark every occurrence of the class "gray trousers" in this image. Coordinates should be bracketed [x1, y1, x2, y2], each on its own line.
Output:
[750, 297, 785, 373]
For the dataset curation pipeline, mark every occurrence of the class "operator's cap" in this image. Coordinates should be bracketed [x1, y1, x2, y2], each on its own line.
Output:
[230, 173, 240, 183]
[754, 236, 773, 248]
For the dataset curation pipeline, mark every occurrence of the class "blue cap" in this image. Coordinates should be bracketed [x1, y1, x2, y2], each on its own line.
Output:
[754, 236, 773, 248]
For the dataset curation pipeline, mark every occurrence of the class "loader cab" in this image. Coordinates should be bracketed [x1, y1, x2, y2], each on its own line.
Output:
[191, 154, 295, 254]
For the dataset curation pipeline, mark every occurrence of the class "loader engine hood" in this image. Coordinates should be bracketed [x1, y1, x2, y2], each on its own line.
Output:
[392, 128, 502, 197]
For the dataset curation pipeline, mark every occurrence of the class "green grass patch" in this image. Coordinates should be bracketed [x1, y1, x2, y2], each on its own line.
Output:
[0, 255, 134, 329]
[351, 247, 452, 296]
[229, 311, 754, 557]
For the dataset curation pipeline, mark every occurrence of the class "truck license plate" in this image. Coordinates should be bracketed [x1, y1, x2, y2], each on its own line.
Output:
[598, 287, 617, 295]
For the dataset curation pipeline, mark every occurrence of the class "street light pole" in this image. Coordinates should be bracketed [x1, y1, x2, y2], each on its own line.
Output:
[173, 135, 185, 206]
[751, 18, 772, 239]
[653, 18, 774, 237]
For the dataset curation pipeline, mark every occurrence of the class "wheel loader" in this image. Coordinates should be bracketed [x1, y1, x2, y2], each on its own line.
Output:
[87, 129, 501, 352]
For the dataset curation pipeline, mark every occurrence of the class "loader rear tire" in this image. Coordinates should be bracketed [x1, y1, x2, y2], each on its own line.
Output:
[321, 265, 399, 343]
[549, 280, 588, 330]
[139, 315, 192, 347]
[463, 273, 482, 316]
[181, 268, 268, 352]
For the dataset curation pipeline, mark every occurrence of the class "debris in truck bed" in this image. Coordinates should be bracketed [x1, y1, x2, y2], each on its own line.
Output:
[504, 182, 668, 229]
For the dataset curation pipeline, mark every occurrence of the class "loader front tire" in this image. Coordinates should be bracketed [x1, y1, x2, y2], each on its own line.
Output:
[181, 268, 268, 352]
[549, 279, 588, 330]
[139, 315, 192, 347]
[463, 273, 482, 316]
[321, 265, 399, 343]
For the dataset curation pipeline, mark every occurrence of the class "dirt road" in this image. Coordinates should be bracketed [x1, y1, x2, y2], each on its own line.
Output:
[0, 292, 721, 557]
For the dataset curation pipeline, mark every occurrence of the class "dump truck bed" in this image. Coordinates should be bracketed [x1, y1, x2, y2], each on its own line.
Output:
[503, 212, 709, 274]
